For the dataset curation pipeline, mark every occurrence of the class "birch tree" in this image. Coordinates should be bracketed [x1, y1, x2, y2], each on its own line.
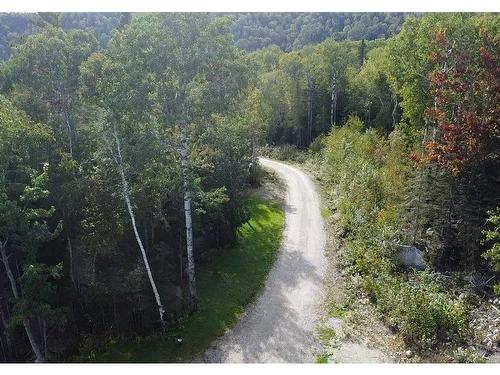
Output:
[80, 51, 168, 324]
[109, 14, 247, 312]
[106, 125, 166, 323]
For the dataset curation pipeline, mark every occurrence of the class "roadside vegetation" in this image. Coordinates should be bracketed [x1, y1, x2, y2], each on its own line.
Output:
[0, 11, 498, 363]
[257, 13, 499, 362]
[80, 194, 284, 362]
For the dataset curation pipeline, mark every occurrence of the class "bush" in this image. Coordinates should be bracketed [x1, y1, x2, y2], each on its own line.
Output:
[259, 144, 307, 163]
[320, 116, 470, 351]
[482, 208, 500, 295]
[377, 272, 469, 349]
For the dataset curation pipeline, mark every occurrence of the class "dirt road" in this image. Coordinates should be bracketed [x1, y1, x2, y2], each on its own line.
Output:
[204, 157, 326, 363]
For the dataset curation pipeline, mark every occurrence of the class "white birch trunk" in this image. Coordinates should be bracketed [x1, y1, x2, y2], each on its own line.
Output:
[0, 241, 46, 362]
[180, 123, 197, 312]
[330, 72, 337, 126]
[110, 128, 166, 324]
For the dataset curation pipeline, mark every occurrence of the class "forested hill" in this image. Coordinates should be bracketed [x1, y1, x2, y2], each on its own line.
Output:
[0, 13, 123, 59]
[226, 12, 409, 51]
[0, 12, 408, 60]
[0, 12, 498, 364]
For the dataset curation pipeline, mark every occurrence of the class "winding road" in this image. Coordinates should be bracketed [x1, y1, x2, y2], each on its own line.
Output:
[204, 157, 326, 363]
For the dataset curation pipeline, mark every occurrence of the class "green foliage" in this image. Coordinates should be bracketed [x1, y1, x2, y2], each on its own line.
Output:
[81, 198, 284, 362]
[378, 272, 469, 349]
[316, 352, 330, 363]
[1, 11, 498, 362]
[386, 13, 492, 131]
[0, 96, 64, 358]
[320, 117, 471, 351]
[9, 262, 66, 330]
[259, 144, 307, 163]
[482, 209, 500, 272]
[0, 13, 122, 61]
[482, 208, 500, 295]
[230, 13, 407, 52]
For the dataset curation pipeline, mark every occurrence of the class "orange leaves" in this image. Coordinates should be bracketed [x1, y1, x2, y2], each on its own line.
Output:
[413, 28, 499, 176]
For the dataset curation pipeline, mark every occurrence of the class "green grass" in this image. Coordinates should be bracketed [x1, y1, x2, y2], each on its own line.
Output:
[317, 326, 337, 346]
[320, 207, 330, 219]
[83, 197, 285, 362]
[316, 352, 330, 363]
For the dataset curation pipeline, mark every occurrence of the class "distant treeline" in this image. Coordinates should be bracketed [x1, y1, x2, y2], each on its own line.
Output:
[0, 12, 409, 60]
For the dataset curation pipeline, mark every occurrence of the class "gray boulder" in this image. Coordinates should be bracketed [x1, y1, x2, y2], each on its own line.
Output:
[398, 245, 426, 270]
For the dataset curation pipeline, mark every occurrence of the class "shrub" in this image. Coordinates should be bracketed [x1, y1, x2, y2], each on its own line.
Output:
[482, 208, 500, 295]
[377, 272, 469, 349]
[259, 144, 307, 163]
[320, 116, 470, 351]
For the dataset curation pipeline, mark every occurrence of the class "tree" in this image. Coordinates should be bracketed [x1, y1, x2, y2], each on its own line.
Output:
[0, 26, 99, 289]
[0, 96, 61, 362]
[104, 14, 247, 312]
[482, 208, 500, 295]
[420, 25, 499, 175]
[0, 26, 98, 155]
[80, 52, 167, 324]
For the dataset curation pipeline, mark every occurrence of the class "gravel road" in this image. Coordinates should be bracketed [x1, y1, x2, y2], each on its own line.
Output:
[204, 157, 326, 363]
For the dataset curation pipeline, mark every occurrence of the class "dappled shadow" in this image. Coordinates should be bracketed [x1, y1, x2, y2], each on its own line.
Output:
[203, 157, 326, 363]
[284, 203, 297, 215]
[205, 246, 324, 363]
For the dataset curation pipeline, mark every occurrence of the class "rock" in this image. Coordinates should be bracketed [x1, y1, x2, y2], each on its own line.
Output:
[398, 245, 426, 270]
[405, 350, 413, 358]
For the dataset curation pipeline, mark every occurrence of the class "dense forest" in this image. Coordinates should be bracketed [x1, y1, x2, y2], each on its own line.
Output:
[259, 12, 499, 360]
[0, 12, 499, 363]
[228, 12, 408, 51]
[0, 12, 408, 60]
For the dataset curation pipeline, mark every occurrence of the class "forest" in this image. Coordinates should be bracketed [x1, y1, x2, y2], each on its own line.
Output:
[0, 12, 408, 60]
[0, 12, 499, 363]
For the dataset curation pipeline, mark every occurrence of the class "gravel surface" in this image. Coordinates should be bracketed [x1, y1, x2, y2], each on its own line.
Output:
[204, 158, 326, 363]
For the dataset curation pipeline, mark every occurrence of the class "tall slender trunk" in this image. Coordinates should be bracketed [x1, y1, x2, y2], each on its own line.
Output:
[64, 110, 73, 158]
[330, 72, 337, 126]
[110, 128, 165, 324]
[307, 74, 313, 145]
[0, 309, 7, 362]
[180, 122, 197, 312]
[412, 125, 430, 243]
[392, 93, 398, 129]
[250, 138, 257, 185]
[0, 241, 46, 362]
[67, 233, 75, 287]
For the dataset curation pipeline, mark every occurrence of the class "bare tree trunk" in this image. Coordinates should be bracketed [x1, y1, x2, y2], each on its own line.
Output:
[412, 125, 430, 243]
[109, 127, 165, 324]
[250, 138, 257, 185]
[91, 251, 97, 285]
[330, 72, 338, 126]
[0, 240, 46, 362]
[180, 122, 197, 312]
[0, 306, 9, 362]
[67, 234, 75, 287]
[64, 110, 73, 158]
[307, 74, 313, 145]
[41, 318, 48, 359]
[392, 93, 398, 128]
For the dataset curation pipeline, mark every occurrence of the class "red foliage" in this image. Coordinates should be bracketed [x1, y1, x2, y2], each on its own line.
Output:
[416, 28, 500, 176]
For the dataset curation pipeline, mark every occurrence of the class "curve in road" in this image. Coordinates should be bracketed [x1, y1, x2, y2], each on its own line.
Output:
[204, 157, 326, 363]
